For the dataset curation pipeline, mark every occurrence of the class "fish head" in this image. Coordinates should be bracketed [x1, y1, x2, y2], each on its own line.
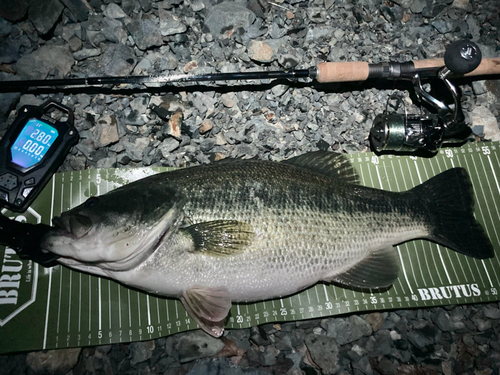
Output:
[42, 183, 185, 271]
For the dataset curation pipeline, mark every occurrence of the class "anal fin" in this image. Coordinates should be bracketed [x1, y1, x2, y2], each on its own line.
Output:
[181, 286, 232, 337]
[328, 246, 400, 289]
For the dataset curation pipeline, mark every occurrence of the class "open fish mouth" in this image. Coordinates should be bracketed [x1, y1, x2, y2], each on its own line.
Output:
[51, 214, 93, 239]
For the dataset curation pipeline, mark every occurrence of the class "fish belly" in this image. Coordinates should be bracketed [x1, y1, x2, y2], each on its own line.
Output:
[126, 201, 427, 302]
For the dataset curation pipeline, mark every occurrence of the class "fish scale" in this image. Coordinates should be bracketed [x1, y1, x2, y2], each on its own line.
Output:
[41, 152, 494, 337]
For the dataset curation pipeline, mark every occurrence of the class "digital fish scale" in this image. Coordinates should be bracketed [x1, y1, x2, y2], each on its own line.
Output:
[0, 101, 79, 212]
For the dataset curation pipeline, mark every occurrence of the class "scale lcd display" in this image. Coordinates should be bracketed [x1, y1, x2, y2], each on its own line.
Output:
[10, 119, 59, 169]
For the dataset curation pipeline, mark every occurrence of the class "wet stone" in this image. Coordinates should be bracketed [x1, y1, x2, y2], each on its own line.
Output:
[484, 305, 500, 319]
[305, 334, 340, 375]
[103, 3, 128, 19]
[127, 19, 163, 50]
[26, 348, 81, 374]
[129, 342, 153, 365]
[28, 0, 64, 35]
[159, 9, 187, 36]
[16, 45, 74, 80]
[408, 325, 440, 351]
[176, 331, 225, 363]
[203, 1, 256, 37]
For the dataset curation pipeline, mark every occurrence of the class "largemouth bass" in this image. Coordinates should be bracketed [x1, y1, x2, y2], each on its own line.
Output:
[40, 152, 494, 337]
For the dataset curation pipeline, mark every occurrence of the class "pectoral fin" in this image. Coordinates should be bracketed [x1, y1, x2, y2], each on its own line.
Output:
[327, 246, 400, 289]
[181, 220, 254, 256]
[181, 286, 232, 337]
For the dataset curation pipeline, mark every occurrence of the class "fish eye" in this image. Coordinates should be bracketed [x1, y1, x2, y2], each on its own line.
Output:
[85, 197, 99, 207]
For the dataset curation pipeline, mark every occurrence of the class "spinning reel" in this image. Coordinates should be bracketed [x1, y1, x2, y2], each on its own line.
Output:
[369, 40, 483, 153]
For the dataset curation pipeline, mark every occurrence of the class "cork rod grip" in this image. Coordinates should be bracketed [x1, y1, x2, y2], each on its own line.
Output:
[316, 58, 500, 83]
[316, 61, 370, 83]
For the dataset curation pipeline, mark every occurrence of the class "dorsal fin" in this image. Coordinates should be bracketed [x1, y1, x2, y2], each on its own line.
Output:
[282, 151, 360, 184]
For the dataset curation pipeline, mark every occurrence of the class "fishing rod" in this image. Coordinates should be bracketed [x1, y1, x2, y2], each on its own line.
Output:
[1, 40, 500, 153]
[1, 41, 499, 90]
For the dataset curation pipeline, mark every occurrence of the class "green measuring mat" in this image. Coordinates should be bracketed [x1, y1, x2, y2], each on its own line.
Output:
[1, 142, 500, 354]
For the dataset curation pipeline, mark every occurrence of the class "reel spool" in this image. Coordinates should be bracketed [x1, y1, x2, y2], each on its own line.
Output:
[369, 40, 482, 154]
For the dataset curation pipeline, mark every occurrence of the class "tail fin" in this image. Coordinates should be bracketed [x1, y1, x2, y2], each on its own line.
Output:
[411, 168, 494, 259]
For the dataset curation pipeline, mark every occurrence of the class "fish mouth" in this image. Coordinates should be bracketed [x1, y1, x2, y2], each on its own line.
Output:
[52, 214, 93, 239]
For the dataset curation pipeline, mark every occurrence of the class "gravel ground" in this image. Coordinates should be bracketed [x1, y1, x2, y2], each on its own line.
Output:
[0, 0, 500, 374]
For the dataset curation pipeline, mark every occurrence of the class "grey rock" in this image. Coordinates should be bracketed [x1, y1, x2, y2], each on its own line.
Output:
[73, 48, 101, 61]
[377, 358, 397, 375]
[410, 0, 429, 13]
[484, 305, 500, 319]
[96, 156, 117, 169]
[26, 348, 81, 374]
[408, 325, 439, 350]
[200, 138, 216, 152]
[472, 125, 485, 136]
[159, 138, 180, 157]
[0, 83, 20, 121]
[60, 0, 89, 21]
[432, 309, 453, 332]
[124, 108, 145, 126]
[324, 318, 351, 345]
[260, 345, 279, 366]
[129, 342, 152, 365]
[160, 50, 178, 70]
[103, 3, 127, 19]
[472, 313, 492, 331]
[470, 106, 500, 141]
[371, 331, 393, 356]
[121, 0, 139, 15]
[380, 5, 403, 23]
[392, 0, 413, 8]
[18, 94, 44, 108]
[99, 17, 128, 44]
[472, 80, 488, 95]
[159, 8, 187, 36]
[431, 19, 453, 34]
[226, 329, 251, 350]
[0, 0, 29, 21]
[278, 51, 302, 69]
[192, 93, 216, 116]
[352, 355, 373, 375]
[203, 2, 256, 37]
[124, 137, 150, 162]
[224, 129, 244, 144]
[127, 19, 163, 50]
[422, 3, 447, 17]
[0, 18, 12, 37]
[0, 37, 20, 63]
[249, 326, 270, 346]
[28, 0, 64, 35]
[98, 44, 137, 76]
[305, 334, 340, 375]
[176, 331, 225, 363]
[139, 0, 152, 12]
[349, 315, 373, 342]
[16, 45, 74, 80]
[130, 96, 150, 114]
[95, 114, 119, 147]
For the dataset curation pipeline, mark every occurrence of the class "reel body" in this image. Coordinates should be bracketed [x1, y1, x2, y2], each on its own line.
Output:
[369, 40, 482, 154]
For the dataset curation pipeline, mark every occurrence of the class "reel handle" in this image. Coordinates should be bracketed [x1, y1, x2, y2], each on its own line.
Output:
[444, 40, 482, 74]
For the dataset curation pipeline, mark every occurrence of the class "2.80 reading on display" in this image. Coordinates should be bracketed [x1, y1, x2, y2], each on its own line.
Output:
[11, 119, 59, 169]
